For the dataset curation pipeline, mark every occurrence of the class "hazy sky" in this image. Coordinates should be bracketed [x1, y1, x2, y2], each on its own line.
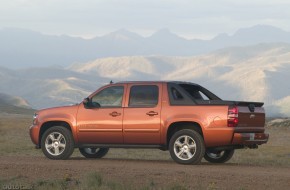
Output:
[0, 0, 290, 39]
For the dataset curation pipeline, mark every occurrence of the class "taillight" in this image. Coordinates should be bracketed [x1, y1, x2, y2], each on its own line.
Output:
[228, 106, 238, 127]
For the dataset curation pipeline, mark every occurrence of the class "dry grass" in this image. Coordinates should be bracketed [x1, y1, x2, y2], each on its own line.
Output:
[0, 114, 42, 156]
[0, 171, 189, 190]
[229, 121, 290, 166]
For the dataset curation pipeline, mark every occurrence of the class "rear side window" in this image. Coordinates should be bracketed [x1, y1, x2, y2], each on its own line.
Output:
[186, 88, 209, 100]
[171, 87, 184, 100]
[129, 85, 158, 107]
[180, 84, 210, 100]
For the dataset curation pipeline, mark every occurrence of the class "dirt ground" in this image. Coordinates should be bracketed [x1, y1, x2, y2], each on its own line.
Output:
[0, 155, 290, 190]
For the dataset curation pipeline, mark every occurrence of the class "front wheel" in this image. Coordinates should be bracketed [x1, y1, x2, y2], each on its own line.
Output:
[204, 149, 235, 163]
[41, 126, 74, 160]
[169, 129, 205, 165]
[79, 148, 109, 158]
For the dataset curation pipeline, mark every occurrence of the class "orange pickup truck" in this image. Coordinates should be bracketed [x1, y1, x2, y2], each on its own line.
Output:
[29, 81, 269, 164]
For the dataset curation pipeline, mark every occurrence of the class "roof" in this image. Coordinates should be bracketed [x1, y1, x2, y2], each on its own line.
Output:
[114, 80, 199, 85]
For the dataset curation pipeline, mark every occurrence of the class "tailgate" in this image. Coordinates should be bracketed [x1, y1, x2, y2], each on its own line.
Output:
[236, 102, 265, 132]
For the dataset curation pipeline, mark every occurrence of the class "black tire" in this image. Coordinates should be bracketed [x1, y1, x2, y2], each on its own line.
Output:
[79, 148, 109, 158]
[169, 129, 205, 165]
[204, 149, 235, 163]
[41, 126, 74, 160]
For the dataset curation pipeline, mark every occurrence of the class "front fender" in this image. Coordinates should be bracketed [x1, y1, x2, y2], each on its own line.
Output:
[37, 105, 79, 144]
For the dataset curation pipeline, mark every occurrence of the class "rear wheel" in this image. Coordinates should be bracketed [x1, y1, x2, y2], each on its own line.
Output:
[169, 129, 205, 165]
[204, 149, 235, 163]
[79, 148, 109, 158]
[41, 126, 74, 160]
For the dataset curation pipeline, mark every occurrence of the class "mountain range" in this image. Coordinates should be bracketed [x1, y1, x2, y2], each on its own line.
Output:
[1, 25, 290, 68]
[0, 42, 290, 117]
[0, 24, 290, 116]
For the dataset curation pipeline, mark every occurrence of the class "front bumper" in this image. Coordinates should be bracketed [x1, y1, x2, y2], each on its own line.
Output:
[29, 125, 40, 148]
[232, 133, 269, 145]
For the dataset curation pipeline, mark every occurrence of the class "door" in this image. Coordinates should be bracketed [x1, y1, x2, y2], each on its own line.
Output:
[123, 84, 162, 144]
[77, 85, 125, 144]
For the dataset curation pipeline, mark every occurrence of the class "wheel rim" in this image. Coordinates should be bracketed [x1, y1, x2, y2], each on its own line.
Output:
[45, 132, 66, 156]
[206, 151, 224, 159]
[83, 148, 100, 155]
[174, 135, 196, 160]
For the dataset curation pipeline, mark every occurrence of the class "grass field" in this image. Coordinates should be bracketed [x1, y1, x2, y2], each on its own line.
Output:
[0, 113, 289, 189]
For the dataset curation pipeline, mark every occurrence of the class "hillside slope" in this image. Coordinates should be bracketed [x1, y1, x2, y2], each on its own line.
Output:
[0, 93, 34, 114]
[71, 43, 290, 116]
[1, 43, 290, 116]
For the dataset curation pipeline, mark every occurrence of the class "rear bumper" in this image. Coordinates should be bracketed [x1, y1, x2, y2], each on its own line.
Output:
[232, 133, 269, 145]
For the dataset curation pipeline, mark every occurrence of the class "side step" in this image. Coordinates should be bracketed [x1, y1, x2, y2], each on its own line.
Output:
[77, 144, 164, 149]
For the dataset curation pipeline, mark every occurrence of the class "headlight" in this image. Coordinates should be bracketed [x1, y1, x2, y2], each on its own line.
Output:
[33, 113, 38, 125]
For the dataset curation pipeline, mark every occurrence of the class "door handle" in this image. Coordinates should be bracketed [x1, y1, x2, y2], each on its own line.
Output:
[109, 111, 121, 117]
[146, 111, 158, 116]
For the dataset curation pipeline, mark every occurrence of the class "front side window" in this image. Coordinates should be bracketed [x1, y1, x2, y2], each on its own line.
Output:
[129, 85, 158, 107]
[92, 86, 124, 107]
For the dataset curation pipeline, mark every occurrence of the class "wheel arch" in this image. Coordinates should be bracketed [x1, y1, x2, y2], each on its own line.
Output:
[166, 121, 204, 148]
[38, 121, 72, 148]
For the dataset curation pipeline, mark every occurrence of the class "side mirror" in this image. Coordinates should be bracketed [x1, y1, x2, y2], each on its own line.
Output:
[83, 98, 91, 109]
[83, 98, 101, 109]
[92, 102, 101, 108]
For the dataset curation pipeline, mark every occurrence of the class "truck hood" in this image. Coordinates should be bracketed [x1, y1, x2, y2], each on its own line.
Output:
[36, 104, 80, 124]
[37, 104, 79, 114]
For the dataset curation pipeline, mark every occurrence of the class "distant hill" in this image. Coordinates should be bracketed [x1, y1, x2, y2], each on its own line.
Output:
[0, 66, 109, 109]
[1, 25, 290, 68]
[70, 43, 290, 117]
[0, 43, 290, 117]
[0, 93, 35, 115]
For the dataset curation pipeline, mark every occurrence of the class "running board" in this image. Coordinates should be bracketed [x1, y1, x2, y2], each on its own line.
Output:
[77, 144, 165, 149]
